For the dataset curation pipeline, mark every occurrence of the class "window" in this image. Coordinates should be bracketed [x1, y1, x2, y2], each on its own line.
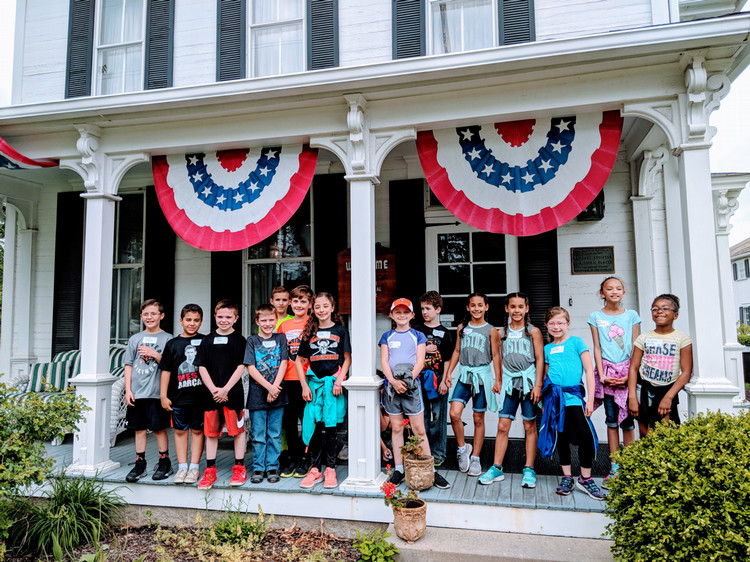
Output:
[740, 306, 750, 325]
[250, 0, 304, 77]
[429, 0, 494, 54]
[111, 192, 146, 344]
[96, 0, 146, 95]
[243, 194, 313, 334]
[736, 260, 749, 281]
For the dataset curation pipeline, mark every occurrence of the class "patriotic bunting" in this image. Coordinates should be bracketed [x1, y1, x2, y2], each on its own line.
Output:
[416, 111, 623, 236]
[153, 145, 318, 251]
[0, 137, 58, 170]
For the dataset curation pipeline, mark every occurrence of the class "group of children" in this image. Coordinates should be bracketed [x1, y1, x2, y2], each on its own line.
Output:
[124, 278, 693, 500]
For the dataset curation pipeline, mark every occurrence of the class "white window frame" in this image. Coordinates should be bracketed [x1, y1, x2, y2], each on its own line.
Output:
[426, 0, 498, 56]
[248, 0, 306, 78]
[94, 0, 147, 95]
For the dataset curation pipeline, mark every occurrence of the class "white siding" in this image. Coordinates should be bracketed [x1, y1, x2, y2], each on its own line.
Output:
[338, 0, 393, 67]
[172, 238, 212, 331]
[30, 189, 59, 361]
[172, 0, 216, 88]
[535, 0, 654, 41]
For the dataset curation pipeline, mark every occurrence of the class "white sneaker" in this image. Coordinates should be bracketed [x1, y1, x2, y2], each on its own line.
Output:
[184, 467, 200, 485]
[173, 467, 189, 484]
[468, 457, 482, 477]
[337, 445, 349, 460]
[457, 444, 473, 473]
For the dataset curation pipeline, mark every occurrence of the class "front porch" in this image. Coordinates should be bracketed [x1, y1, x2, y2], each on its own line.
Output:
[44, 432, 609, 540]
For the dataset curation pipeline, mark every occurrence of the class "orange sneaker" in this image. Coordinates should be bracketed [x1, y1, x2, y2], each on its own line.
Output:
[323, 467, 338, 488]
[300, 467, 323, 489]
[198, 466, 217, 490]
[230, 464, 247, 486]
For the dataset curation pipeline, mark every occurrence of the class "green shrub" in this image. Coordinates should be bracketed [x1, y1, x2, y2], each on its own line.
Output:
[207, 507, 269, 549]
[353, 529, 399, 562]
[606, 412, 750, 561]
[6, 476, 125, 557]
[737, 322, 750, 346]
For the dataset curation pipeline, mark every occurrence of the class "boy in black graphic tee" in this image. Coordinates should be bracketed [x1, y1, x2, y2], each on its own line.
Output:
[160, 304, 209, 485]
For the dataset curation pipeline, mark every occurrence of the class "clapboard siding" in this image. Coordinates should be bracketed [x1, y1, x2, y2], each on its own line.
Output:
[20, 1, 70, 102]
[172, 0, 216, 87]
[535, 0, 652, 41]
[172, 238, 212, 332]
[339, 0, 392, 66]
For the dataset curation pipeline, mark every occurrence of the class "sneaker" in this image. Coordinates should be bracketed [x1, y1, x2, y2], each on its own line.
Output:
[152, 458, 173, 481]
[434, 457, 444, 467]
[250, 471, 264, 484]
[602, 471, 617, 490]
[300, 467, 323, 488]
[478, 465, 505, 485]
[125, 459, 147, 483]
[230, 465, 247, 486]
[337, 445, 349, 461]
[324, 467, 338, 488]
[556, 475, 574, 496]
[293, 461, 310, 478]
[457, 444, 473, 473]
[173, 467, 189, 484]
[433, 472, 451, 489]
[184, 467, 200, 485]
[198, 466, 218, 490]
[280, 461, 296, 478]
[576, 477, 605, 501]
[267, 470, 280, 483]
[521, 467, 536, 489]
[468, 457, 482, 477]
[388, 470, 405, 486]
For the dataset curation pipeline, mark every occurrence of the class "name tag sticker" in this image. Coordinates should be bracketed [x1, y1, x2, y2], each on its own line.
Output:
[550, 346, 564, 355]
[317, 331, 331, 339]
[645, 339, 661, 349]
[596, 320, 610, 328]
[191, 339, 202, 346]
[262, 340, 276, 348]
[215, 337, 228, 345]
[508, 331, 521, 339]
[433, 330, 445, 338]
[463, 328, 473, 335]
[389, 341, 402, 349]
[142, 336, 158, 345]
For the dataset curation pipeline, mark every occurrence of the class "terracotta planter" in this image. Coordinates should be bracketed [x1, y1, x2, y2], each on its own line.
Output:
[403, 455, 434, 491]
[392, 499, 427, 542]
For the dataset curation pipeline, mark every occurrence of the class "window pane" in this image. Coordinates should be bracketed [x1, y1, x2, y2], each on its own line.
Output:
[123, 0, 143, 42]
[438, 264, 471, 295]
[473, 263, 506, 295]
[99, 45, 143, 95]
[249, 262, 282, 314]
[111, 268, 143, 343]
[431, 0, 493, 54]
[247, 194, 311, 258]
[101, 0, 124, 44]
[463, 0, 493, 51]
[116, 194, 143, 264]
[438, 233, 469, 263]
[253, 23, 303, 77]
[440, 296, 466, 328]
[431, 1, 459, 54]
[282, 261, 311, 288]
[472, 232, 505, 262]
[253, 0, 303, 24]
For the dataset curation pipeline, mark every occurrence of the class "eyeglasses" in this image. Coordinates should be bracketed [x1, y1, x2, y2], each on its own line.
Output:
[142, 313, 161, 318]
[548, 321, 568, 327]
[651, 307, 674, 313]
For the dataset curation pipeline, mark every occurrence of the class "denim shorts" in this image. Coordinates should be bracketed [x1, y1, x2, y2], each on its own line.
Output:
[603, 394, 635, 431]
[450, 380, 487, 412]
[498, 393, 536, 421]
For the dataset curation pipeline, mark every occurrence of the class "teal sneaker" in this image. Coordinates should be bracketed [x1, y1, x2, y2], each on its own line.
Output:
[478, 465, 504, 485]
[521, 467, 536, 488]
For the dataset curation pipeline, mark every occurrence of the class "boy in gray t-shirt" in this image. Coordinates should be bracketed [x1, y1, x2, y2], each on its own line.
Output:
[124, 299, 173, 483]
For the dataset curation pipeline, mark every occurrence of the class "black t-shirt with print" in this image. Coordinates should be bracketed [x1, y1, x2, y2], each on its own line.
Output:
[159, 334, 210, 406]
[244, 333, 289, 410]
[194, 330, 246, 411]
[297, 324, 351, 378]
[413, 323, 454, 376]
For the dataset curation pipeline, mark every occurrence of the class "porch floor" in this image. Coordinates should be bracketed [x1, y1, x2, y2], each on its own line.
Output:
[44, 432, 610, 539]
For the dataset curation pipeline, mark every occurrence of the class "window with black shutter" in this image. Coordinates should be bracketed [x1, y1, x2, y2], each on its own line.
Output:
[308, 0, 338, 70]
[66, 0, 95, 98]
[393, 0, 424, 59]
[145, 0, 174, 90]
[217, 0, 246, 81]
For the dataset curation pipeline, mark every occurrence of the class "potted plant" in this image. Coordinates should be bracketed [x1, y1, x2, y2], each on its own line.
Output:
[400, 421, 434, 491]
[381, 479, 427, 542]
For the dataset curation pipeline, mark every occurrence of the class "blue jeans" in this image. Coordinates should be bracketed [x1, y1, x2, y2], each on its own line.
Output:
[249, 407, 284, 472]
[424, 391, 448, 464]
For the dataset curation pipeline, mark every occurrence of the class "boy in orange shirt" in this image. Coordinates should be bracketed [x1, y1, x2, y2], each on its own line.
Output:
[277, 284, 313, 477]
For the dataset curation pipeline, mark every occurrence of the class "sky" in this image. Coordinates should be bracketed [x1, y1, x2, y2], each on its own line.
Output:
[0, 1, 749, 243]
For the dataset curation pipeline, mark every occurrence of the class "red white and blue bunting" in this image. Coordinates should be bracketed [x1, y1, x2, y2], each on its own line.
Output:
[0, 137, 58, 170]
[416, 111, 623, 236]
[153, 145, 318, 251]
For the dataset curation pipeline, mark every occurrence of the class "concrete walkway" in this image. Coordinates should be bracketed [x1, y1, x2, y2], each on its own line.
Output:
[387, 525, 615, 561]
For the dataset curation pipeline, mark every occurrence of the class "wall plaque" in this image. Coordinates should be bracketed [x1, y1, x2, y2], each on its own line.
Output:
[571, 246, 615, 275]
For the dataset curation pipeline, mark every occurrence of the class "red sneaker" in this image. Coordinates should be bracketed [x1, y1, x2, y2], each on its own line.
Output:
[230, 464, 247, 486]
[323, 467, 338, 488]
[198, 466, 218, 490]
[300, 467, 323, 489]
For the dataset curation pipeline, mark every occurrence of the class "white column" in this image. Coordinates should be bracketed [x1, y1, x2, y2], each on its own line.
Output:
[711, 175, 749, 406]
[340, 176, 386, 493]
[677, 147, 739, 415]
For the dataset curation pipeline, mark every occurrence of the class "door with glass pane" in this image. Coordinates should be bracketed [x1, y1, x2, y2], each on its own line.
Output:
[111, 192, 145, 344]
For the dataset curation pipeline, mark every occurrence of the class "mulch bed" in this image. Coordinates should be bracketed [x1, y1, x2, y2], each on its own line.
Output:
[6, 524, 360, 561]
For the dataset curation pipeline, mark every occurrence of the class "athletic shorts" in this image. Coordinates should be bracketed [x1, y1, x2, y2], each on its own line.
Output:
[171, 403, 204, 431]
[450, 380, 487, 412]
[382, 385, 424, 416]
[204, 406, 245, 437]
[126, 398, 170, 432]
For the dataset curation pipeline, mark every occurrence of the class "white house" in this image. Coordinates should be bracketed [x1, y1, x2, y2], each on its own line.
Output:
[1, 0, 749, 536]
[731, 232, 750, 324]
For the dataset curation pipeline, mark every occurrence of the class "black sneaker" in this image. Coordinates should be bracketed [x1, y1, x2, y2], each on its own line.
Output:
[251, 471, 264, 484]
[433, 472, 451, 489]
[293, 461, 310, 478]
[126, 459, 147, 483]
[388, 470, 405, 486]
[153, 458, 173, 481]
[267, 470, 280, 483]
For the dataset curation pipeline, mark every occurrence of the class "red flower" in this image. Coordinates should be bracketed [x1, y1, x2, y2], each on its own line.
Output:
[402, 419, 410, 426]
[385, 464, 391, 470]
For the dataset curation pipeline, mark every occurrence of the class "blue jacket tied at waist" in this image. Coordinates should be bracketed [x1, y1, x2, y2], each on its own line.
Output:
[538, 379, 598, 460]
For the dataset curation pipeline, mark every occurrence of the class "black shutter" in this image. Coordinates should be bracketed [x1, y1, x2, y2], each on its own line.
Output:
[389, 179, 426, 303]
[65, 0, 95, 98]
[211, 251, 243, 330]
[217, 0, 246, 81]
[499, 0, 534, 45]
[393, 0, 424, 59]
[52, 192, 85, 355]
[308, 0, 338, 70]
[144, 187, 176, 333]
[313, 175, 347, 302]
[145, 0, 174, 90]
[518, 229, 558, 340]
[734, 262, 738, 280]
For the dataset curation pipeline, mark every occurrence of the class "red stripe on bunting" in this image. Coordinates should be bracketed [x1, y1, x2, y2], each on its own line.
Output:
[417, 111, 623, 237]
[0, 137, 58, 168]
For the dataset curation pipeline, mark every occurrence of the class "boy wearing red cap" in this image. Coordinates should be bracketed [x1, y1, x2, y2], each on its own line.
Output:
[379, 298, 450, 489]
